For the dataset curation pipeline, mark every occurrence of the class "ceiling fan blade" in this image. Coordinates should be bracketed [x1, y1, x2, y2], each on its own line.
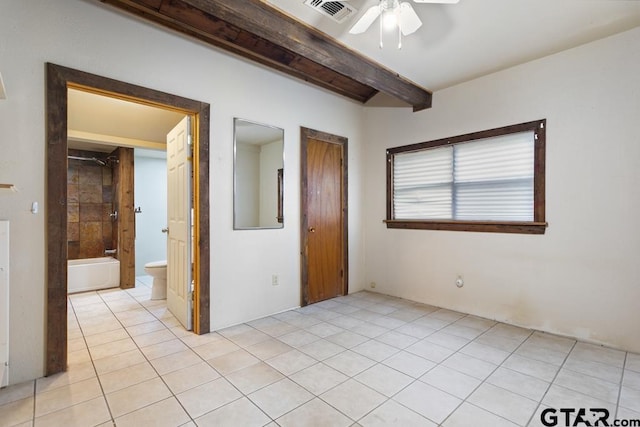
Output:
[412, 0, 460, 3]
[399, 3, 422, 35]
[349, 4, 381, 34]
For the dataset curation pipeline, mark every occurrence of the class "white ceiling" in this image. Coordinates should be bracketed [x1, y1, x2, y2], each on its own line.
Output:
[68, 1, 639, 148]
[67, 89, 184, 153]
[268, 0, 640, 94]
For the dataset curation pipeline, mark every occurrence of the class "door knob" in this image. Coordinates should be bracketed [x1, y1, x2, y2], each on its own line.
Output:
[162, 227, 169, 233]
[308, 227, 316, 233]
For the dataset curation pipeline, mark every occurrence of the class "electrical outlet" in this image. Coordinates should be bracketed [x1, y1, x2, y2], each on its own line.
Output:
[272, 274, 279, 286]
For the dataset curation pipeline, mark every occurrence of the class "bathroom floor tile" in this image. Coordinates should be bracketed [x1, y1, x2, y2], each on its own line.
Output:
[289, 363, 349, 395]
[34, 377, 102, 417]
[355, 363, 414, 397]
[131, 328, 176, 348]
[442, 402, 519, 427]
[374, 331, 419, 349]
[98, 361, 158, 394]
[0, 397, 35, 427]
[207, 348, 260, 375]
[177, 378, 242, 419]
[277, 398, 353, 427]
[14, 287, 635, 427]
[114, 397, 190, 427]
[382, 350, 436, 378]
[225, 362, 284, 394]
[93, 349, 147, 375]
[149, 349, 202, 375]
[324, 349, 377, 377]
[106, 377, 172, 418]
[140, 338, 189, 360]
[266, 349, 317, 376]
[162, 361, 221, 394]
[196, 397, 270, 427]
[245, 338, 294, 360]
[321, 378, 386, 420]
[248, 378, 313, 419]
[486, 366, 550, 402]
[34, 396, 111, 427]
[0, 381, 35, 406]
[359, 399, 436, 427]
[468, 383, 538, 426]
[298, 339, 345, 361]
[393, 380, 462, 424]
[351, 339, 399, 362]
[420, 364, 481, 399]
[191, 338, 240, 360]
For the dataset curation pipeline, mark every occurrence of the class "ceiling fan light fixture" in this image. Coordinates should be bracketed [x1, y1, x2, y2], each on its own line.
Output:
[382, 8, 398, 30]
[349, 0, 457, 49]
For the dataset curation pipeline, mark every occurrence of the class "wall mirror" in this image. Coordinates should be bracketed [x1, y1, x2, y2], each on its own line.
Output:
[234, 118, 284, 229]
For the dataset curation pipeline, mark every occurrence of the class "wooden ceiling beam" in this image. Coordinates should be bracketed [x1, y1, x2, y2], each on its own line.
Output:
[101, 0, 432, 111]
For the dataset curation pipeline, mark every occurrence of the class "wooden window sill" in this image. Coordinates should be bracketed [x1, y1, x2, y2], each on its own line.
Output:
[384, 219, 548, 235]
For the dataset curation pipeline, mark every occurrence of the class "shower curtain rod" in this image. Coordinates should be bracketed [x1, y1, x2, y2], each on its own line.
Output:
[67, 155, 107, 166]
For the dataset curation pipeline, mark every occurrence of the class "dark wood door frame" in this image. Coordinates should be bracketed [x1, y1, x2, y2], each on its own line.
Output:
[300, 127, 348, 306]
[46, 63, 211, 375]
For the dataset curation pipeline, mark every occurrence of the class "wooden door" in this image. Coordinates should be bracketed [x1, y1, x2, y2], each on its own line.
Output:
[167, 116, 193, 330]
[301, 128, 348, 305]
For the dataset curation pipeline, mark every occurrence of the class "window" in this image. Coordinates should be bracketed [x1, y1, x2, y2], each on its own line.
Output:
[386, 119, 547, 234]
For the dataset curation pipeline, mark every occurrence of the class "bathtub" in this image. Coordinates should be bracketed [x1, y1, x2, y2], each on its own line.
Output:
[67, 257, 120, 294]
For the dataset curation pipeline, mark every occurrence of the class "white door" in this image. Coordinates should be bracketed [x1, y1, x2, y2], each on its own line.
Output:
[167, 117, 192, 330]
[0, 220, 9, 387]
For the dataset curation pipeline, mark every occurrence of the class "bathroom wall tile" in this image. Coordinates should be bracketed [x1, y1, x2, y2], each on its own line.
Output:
[67, 242, 80, 260]
[102, 220, 112, 242]
[79, 229, 104, 259]
[102, 186, 113, 203]
[102, 168, 113, 186]
[79, 184, 103, 203]
[102, 203, 114, 222]
[68, 203, 79, 223]
[68, 165, 79, 184]
[67, 222, 79, 242]
[79, 165, 103, 185]
[80, 203, 103, 222]
[68, 184, 79, 203]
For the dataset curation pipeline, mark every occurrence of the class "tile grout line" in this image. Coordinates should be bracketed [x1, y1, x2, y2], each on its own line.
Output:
[436, 320, 535, 426]
[108, 281, 276, 425]
[615, 352, 628, 420]
[525, 339, 578, 427]
[95, 281, 201, 424]
[68, 293, 117, 426]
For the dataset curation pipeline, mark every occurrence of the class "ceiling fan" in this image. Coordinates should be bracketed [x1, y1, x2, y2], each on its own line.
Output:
[347, 0, 459, 48]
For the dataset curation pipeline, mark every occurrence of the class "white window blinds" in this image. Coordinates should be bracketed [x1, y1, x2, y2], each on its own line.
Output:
[393, 130, 535, 221]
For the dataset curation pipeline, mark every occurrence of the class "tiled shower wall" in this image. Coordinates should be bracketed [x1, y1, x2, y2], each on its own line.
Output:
[67, 150, 115, 260]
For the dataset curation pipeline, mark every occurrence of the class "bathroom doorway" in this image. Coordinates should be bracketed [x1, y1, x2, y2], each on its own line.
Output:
[46, 63, 210, 376]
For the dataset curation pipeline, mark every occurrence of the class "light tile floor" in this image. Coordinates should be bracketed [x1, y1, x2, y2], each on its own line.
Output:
[1, 276, 639, 426]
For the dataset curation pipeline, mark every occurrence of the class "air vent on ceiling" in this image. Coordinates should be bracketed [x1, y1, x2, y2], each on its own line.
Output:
[304, 0, 358, 23]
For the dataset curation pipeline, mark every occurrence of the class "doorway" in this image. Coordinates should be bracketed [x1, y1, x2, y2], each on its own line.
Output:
[46, 63, 210, 376]
[300, 127, 348, 306]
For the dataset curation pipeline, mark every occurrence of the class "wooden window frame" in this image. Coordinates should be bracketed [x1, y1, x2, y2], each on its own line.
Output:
[385, 119, 547, 235]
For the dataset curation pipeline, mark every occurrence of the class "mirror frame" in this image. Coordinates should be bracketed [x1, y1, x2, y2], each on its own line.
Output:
[233, 118, 285, 230]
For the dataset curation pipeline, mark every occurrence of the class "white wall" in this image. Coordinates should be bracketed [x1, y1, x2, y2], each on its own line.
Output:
[134, 151, 168, 276]
[363, 27, 640, 353]
[0, 0, 365, 384]
[235, 144, 261, 228]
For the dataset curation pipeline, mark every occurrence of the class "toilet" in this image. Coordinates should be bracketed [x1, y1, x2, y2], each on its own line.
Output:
[144, 260, 167, 300]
